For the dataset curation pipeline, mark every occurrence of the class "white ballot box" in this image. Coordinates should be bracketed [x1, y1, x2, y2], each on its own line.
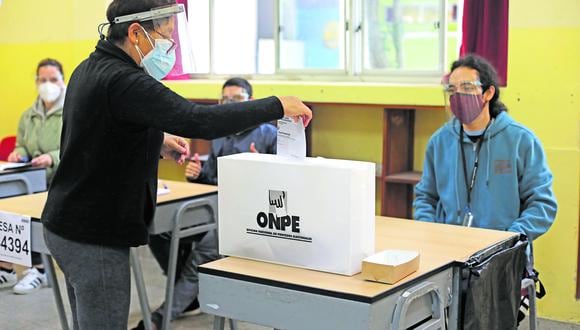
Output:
[218, 153, 375, 275]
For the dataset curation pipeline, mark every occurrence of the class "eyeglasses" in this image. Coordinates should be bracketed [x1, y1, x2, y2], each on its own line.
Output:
[443, 80, 483, 95]
[220, 93, 249, 104]
[151, 30, 177, 54]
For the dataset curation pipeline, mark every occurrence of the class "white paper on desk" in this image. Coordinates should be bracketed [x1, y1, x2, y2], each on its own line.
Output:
[277, 116, 306, 158]
[0, 162, 31, 171]
[157, 181, 170, 196]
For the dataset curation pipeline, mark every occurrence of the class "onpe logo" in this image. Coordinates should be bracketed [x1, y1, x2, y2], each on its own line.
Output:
[256, 190, 300, 233]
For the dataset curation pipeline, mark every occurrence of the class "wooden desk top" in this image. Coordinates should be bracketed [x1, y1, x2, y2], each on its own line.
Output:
[0, 180, 217, 219]
[156, 180, 217, 204]
[201, 217, 517, 300]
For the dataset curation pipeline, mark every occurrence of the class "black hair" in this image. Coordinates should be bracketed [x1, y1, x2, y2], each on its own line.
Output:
[222, 77, 253, 98]
[37, 58, 64, 79]
[105, 0, 175, 43]
[450, 54, 507, 117]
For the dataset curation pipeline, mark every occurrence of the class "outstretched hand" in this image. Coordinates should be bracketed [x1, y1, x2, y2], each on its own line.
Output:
[161, 135, 189, 165]
[277, 96, 312, 127]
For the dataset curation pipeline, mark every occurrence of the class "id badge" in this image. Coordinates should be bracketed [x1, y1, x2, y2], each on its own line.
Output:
[462, 207, 474, 227]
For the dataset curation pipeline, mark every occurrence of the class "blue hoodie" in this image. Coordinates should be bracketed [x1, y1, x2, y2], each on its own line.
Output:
[413, 112, 557, 241]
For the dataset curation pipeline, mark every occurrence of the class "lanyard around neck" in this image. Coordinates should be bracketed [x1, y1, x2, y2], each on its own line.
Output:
[459, 123, 490, 208]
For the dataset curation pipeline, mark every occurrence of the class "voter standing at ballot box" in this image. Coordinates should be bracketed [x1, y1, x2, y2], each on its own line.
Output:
[39, 1, 312, 329]
[132, 77, 278, 329]
[0, 58, 65, 295]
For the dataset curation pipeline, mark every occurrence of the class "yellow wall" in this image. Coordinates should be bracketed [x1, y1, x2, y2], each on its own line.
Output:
[0, 0, 578, 323]
[504, 0, 580, 322]
[0, 0, 106, 136]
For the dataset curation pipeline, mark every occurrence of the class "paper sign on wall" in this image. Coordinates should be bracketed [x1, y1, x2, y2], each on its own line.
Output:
[0, 211, 32, 267]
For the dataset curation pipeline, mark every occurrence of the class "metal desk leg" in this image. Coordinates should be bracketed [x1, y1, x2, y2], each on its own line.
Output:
[448, 266, 461, 330]
[521, 278, 537, 330]
[41, 254, 69, 330]
[213, 316, 238, 330]
[214, 316, 226, 330]
[161, 199, 217, 330]
[131, 249, 153, 330]
[161, 214, 182, 330]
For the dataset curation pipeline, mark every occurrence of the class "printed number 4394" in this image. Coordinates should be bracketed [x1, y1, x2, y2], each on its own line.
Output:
[0, 235, 30, 255]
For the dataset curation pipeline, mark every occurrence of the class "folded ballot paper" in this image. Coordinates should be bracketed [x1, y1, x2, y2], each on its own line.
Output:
[218, 153, 375, 275]
[276, 116, 306, 158]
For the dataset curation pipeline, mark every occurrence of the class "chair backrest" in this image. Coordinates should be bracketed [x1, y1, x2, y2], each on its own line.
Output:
[0, 136, 16, 161]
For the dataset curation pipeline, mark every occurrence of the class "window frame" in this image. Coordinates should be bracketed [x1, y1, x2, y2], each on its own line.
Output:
[188, 0, 457, 84]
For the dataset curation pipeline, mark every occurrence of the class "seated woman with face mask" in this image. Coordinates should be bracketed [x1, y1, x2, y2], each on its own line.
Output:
[1, 58, 66, 295]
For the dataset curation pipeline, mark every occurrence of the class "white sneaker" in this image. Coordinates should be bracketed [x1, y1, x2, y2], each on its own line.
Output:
[13, 268, 47, 294]
[0, 268, 17, 289]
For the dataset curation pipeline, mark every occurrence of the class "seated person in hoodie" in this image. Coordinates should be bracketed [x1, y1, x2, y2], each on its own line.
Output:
[1, 58, 65, 295]
[413, 54, 557, 242]
[185, 77, 277, 184]
[135, 77, 277, 329]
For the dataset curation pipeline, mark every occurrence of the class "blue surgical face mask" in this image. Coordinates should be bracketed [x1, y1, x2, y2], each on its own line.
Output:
[135, 29, 176, 80]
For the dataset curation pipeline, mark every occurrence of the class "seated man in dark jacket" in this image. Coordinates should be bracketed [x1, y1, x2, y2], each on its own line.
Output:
[185, 77, 277, 184]
[138, 77, 277, 329]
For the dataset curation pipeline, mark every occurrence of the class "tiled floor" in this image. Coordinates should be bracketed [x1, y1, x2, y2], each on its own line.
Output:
[1, 247, 578, 329]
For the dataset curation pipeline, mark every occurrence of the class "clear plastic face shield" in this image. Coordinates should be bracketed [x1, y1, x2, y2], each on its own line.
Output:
[113, 4, 195, 77]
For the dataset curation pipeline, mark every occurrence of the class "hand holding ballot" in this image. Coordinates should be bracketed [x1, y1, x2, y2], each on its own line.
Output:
[277, 96, 312, 127]
[161, 134, 190, 165]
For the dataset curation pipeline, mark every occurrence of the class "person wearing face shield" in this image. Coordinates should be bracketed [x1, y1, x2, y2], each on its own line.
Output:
[39, 1, 312, 329]
[130, 77, 278, 329]
[0, 58, 65, 296]
[413, 54, 557, 241]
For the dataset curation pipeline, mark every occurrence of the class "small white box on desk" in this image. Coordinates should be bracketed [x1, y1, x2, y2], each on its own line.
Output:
[218, 153, 375, 275]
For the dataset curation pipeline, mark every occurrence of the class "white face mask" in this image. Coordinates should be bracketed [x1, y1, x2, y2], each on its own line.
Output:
[38, 82, 62, 103]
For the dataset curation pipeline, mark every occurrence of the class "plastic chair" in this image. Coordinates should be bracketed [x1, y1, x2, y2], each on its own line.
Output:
[0, 135, 16, 161]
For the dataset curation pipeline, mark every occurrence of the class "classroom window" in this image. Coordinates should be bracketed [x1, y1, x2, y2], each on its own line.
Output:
[363, 0, 441, 71]
[278, 0, 346, 71]
[184, 0, 461, 81]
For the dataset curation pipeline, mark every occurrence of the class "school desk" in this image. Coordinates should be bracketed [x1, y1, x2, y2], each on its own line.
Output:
[0, 180, 218, 330]
[0, 161, 46, 198]
[199, 217, 518, 330]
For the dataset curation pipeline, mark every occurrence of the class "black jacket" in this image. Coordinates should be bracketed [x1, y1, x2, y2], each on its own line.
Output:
[192, 123, 277, 185]
[42, 40, 283, 247]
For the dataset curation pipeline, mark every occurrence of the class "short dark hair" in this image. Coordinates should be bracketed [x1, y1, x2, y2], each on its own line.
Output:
[222, 77, 253, 98]
[37, 58, 64, 78]
[450, 54, 507, 117]
[105, 0, 175, 43]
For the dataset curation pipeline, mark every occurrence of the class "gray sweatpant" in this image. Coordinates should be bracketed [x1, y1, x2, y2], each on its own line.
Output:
[44, 227, 131, 330]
